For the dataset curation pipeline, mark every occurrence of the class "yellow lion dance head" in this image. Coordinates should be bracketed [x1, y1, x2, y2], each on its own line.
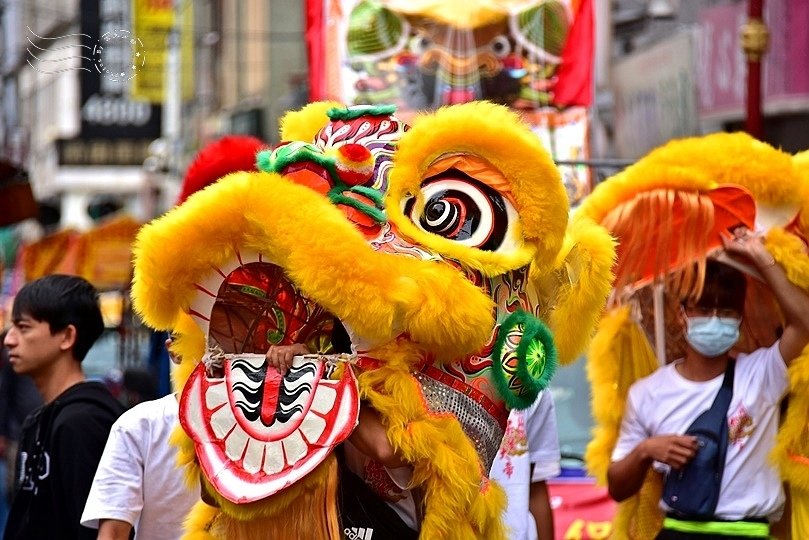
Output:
[132, 101, 615, 539]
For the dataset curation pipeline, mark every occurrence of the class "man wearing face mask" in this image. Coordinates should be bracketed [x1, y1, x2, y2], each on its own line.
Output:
[606, 226, 809, 539]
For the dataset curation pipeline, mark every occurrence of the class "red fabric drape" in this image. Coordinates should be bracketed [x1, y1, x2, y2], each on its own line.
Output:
[552, 0, 594, 107]
[305, 0, 326, 101]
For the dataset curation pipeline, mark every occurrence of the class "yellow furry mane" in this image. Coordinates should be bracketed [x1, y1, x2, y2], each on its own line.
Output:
[386, 101, 569, 277]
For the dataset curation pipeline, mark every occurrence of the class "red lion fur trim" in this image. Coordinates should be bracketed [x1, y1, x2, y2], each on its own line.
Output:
[177, 135, 267, 204]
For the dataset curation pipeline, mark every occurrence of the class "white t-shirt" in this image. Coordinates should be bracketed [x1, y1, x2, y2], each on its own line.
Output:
[612, 342, 788, 520]
[81, 394, 199, 539]
[490, 391, 562, 540]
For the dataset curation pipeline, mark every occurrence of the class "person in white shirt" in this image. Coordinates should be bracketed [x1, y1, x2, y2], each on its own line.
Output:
[490, 390, 561, 540]
[608, 228, 809, 539]
[81, 393, 198, 540]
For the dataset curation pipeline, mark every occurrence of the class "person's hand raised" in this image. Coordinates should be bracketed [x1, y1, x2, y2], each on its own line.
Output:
[721, 226, 777, 269]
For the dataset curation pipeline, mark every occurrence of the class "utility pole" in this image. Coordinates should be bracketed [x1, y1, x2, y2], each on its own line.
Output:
[161, 0, 183, 207]
[741, 0, 768, 139]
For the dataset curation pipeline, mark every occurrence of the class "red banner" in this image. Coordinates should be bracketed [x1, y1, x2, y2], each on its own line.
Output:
[552, 0, 594, 107]
[549, 479, 616, 540]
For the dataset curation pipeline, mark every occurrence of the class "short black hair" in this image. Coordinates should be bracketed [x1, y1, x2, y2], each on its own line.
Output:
[688, 259, 747, 314]
[12, 275, 104, 361]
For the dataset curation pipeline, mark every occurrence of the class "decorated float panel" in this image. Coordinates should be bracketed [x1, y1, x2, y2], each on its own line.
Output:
[306, 0, 594, 206]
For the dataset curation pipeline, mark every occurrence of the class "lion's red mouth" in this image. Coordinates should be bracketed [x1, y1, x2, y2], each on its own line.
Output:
[181, 250, 359, 503]
[181, 354, 358, 503]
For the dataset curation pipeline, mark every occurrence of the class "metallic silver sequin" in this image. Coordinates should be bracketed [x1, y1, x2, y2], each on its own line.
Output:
[413, 373, 504, 471]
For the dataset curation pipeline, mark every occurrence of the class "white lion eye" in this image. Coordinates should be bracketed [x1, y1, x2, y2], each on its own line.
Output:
[409, 34, 432, 55]
[403, 173, 517, 252]
[490, 36, 511, 58]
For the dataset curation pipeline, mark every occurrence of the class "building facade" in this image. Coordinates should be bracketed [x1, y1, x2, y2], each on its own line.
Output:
[600, 0, 809, 159]
[3, 0, 808, 228]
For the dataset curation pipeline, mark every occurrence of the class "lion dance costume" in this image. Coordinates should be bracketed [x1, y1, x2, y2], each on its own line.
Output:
[579, 132, 809, 539]
[131, 101, 615, 539]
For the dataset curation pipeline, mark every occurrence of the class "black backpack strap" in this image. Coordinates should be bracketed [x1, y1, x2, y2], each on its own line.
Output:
[662, 360, 737, 519]
[687, 359, 735, 478]
[689, 360, 735, 429]
[712, 359, 735, 417]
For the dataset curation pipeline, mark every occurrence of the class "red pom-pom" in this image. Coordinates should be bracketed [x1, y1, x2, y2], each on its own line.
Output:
[177, 135, 267, 205]
[338, 143, 372, 163]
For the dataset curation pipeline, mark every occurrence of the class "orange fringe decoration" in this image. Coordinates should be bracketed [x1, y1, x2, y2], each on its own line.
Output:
[185, 455, 341, 540]
[601, 189, 714, 298]
[612, 470, 664, 540]
[601, 188, 715, 302]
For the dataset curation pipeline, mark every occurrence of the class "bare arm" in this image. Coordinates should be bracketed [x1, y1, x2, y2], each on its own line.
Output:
[348, 404, 406, 469]
[97, 519, 132, 540]
[529, 479, 554, 540]
[607, 435, 698, 502]
[763, 259, 809, 364]
[722, 227, 809, 364]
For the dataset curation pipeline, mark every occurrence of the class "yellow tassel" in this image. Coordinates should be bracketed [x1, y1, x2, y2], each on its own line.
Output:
[585, 306, 658, 483]
[181, 502, 219, 540]
[611, 470, 664, 540]
[182, 457, 340, 539]
[543, 214, 616, 365]
[773, 346, 809, 491]
[790, 485, 809, 539]
[766, 228, 809, 291]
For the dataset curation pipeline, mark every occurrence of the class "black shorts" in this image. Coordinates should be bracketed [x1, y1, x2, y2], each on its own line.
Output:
[336, 449, 419, 540]
[656, 516, 769, 540]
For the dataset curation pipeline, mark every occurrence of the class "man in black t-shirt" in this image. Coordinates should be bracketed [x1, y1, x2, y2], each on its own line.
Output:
[3, 275, 124, 540]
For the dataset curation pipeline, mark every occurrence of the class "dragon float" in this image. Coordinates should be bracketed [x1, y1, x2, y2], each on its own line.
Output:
[131, 101, 614, 538]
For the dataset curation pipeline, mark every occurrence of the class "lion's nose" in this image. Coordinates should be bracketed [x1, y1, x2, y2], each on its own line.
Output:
[334, 144, 374, 186]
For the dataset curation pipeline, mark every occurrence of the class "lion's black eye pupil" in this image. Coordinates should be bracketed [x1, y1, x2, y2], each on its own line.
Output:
[426, 202, 444, 221]
[404, 172, 512, 252]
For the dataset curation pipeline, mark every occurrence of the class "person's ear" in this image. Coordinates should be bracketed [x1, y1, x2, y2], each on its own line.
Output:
[677, 304, 688, 327]
[165, 337, 182, 365]
[59, 324, 78, 352]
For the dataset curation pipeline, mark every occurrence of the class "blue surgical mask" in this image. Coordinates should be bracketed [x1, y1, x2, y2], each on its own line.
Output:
[684, 315, 741, 357]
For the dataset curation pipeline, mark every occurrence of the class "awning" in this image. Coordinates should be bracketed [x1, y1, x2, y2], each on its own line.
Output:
[0, 160, 37, 227]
